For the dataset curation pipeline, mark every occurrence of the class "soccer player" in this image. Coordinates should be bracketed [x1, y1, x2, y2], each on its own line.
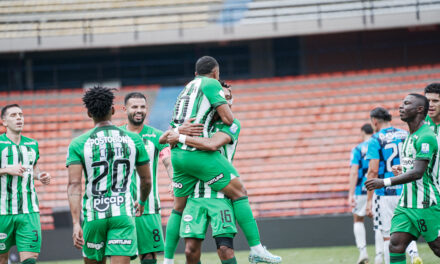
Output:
[120, 92, 174, 264]
[163, 56, 281, 264]
[366, 107, 421, 264]
[165, 86, 239, 264]
[366, 93, 440, 264]
[348, 123, 375, 264]
[66, 86, 152, 264]
[0, 104, 51, 264]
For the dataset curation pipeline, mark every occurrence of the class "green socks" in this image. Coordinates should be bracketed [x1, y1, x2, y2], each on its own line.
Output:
[141, 259, 157, 264]
[164, 209, 182, 259]
[232, 196, 261, 247]
[21, 259, 37, 264]
[390, 252, 406, 264]
[221, 257, 237, 264]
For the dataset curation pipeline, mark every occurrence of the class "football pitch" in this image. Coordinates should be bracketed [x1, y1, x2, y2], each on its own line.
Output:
[38, 243, 438, 264]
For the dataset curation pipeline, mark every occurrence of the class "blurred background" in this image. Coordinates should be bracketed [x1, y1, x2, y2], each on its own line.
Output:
[1, 0, 440, 261]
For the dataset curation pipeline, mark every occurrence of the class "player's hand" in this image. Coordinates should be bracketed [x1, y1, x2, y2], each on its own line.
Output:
[39, 172, 51, 185]
[135, 201, 144, 217]
[72, 223, 84, 249]
[6, 164, 26, 177]
[366, 199, 373, 218]
[365, 178, 384, 191]
[167, 131, 180, 145]
[178, 118, 203, 136]
[347, 194, 355, 209]
[392, 165, 402, 176]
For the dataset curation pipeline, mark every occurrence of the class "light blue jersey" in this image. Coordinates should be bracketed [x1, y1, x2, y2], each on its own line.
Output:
[366, 127, 408, 196]
[350, 140, 369, 195]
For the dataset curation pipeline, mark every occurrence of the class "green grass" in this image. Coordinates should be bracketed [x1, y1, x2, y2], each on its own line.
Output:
[38, 243, 439, 264]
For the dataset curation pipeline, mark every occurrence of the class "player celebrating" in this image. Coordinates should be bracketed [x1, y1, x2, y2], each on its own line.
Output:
[348, 123, 376, 264]
[366, 93, 440, 263]
[0, 104, 51, 264]
[66, 86, 152, 264]
[365, 107, 421, 264]
[165, 86, 239, 264]
[163, 56, 280, 264]
[121, 92, 173, 264]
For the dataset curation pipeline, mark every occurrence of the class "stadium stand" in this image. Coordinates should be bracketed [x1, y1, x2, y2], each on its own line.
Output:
[2, 64, 438, 229]
[1, 0, 439, 52]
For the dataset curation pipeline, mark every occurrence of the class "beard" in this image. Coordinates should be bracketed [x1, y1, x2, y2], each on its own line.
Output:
[128, 113, 145, 126]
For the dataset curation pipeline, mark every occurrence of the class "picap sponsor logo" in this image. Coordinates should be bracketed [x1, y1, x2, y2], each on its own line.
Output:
[142, 133, 156, 138]
[183, 215, 193, 222]
[87, 242, 104, 250]
[108, 239, 132, 245]
[0, 233, 7, 239]
[172, 181, 183, 189]
[0, 141, 10, 144]
[93, 196, 125, 212]
[206, 174, 224, 185]
[87, 135, 130, 147]
[24, 141, 36, 145]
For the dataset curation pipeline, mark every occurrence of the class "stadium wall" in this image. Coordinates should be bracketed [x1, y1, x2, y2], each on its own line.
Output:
[1, 26, 439, 92]
[23, 214, 375, 261]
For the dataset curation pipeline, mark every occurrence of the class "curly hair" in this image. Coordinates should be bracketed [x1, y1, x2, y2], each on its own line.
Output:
[82, 86, 116, 119]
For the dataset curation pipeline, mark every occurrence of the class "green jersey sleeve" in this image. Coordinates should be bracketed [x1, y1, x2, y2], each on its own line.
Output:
[35, 140, 40, 164]
[415, 133, 437, 161]
[216, 119, 241, 144]
[66, 139, 82, 167]
[201, 78, 227, 108]
[132, 133, 150, 166]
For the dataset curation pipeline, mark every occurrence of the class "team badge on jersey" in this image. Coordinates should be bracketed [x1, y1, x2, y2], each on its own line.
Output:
[421, 143, 430, 154]
[229, 123, 238, 134]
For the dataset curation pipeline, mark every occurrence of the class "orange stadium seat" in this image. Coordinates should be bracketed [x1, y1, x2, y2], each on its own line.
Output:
[2, 64, 438, 229]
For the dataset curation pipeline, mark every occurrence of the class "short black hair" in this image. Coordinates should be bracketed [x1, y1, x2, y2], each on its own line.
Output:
[424, 83, 440, 95]
[361, 123, 373, 135]
[408, 93, 429, 117]
[124, 92, 146, 105]
[195, 56, 219, 75]
[370, 107, 392, 122]
[1, 104, 21, 119]
[82, 86, 116, 119]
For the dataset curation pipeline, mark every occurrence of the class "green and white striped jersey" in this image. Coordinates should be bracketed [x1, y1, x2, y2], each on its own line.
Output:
[191, 119, 241, 199]
[425, 115, 440, 200]
[399, 124, 440, 209]
[66, 125, 149, 221]
[0, 133, 39, 215]
[171, 76, 228, 151]
[120, 125, 169, 215]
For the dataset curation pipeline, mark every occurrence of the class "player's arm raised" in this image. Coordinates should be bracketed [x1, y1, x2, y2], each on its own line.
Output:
[366, 160, 428, 190]
[167, 130, 231, 151]
[67, 164, 84, 249]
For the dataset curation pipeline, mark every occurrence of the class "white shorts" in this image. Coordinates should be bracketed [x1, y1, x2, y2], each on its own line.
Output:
[373, 194, 400, 237]
[352, 195, 367, 217]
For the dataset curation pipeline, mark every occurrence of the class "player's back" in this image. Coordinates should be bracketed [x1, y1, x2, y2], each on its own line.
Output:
[171, 76, 227, 151]
[67, 125, 144, 221]
[368, 127, 408, 195]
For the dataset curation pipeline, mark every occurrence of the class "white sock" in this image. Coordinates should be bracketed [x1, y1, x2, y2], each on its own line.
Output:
[354, 222, 367, 256]
[406, 240, 419, 258]
[163, 258, 174, 264]
[250, 244, 265, 254]
[383, 239, 390, 264]
[375, 230, 384, 258]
